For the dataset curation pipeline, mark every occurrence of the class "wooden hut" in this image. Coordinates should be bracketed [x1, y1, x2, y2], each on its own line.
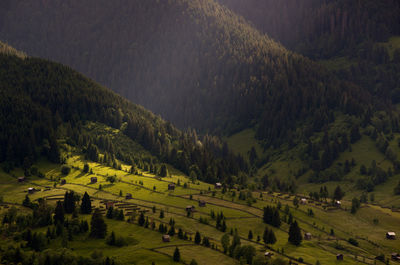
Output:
[91, 177, 97, 184]
[162, 234, 170, 242]
[215, 183, 222, 189]
[186, 205, 195, 212]
[386, 232, 396, 240]
[18, 177, 25, 183]
[60, 179, 66, 185]
[168, 183, 175, 190]
[198, 200, 206, 207]
[304, 232, 312, 240]
[125, 193, 132, 200]
[336, 254, 343, 261]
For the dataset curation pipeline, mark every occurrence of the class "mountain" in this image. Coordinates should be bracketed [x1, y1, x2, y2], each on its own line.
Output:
[0, 41, 247, 184]
[217, 0, 400, 102]
[217, 0, 400, 59]
[0, 0, 371, 145]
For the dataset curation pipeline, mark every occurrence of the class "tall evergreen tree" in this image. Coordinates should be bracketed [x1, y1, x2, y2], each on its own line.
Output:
[80, 192, 92, 214]
[173, 247, 180, 262]
[54, 200, 64, 224]
[90, 209, 107, 238]
[288, 221, 302, 246]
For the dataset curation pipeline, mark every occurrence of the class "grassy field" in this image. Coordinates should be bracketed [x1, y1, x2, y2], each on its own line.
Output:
[1, 146, 399, 265]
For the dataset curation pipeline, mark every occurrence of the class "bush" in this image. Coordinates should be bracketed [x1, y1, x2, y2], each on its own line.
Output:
[348, 238, 359, 247]
[61, 165, 71, 175]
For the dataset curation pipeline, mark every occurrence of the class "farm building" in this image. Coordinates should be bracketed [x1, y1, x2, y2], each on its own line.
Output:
[264, 252, 273, 258]
[28, 187, 35, 194]
[304, 232, 312, 240]
[335, 200, 341, 206]
[18, 177, 25, 183]
[60, 179, 66, 185]
[125, 193, 132, 199]
[300, 198, 307, 204]
[386, 232, 396, 239]
[168, 183, 175, 190]
[162, 234, 170, 242]
[215, 183, 222, 189]
[336, 254, 343, 260]
[198, 200, 206, 207]
[391, 253, 400, 261]
[186, 205, 195, 212]
[105, 201, 114, 209]
[91, 177, 97, 184]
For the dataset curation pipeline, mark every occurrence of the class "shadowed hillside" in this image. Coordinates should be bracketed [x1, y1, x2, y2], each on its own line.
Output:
[0, 0, 372, 145]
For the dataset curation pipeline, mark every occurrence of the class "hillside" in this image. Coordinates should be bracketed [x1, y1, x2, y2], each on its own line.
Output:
[0, 0, 373, 145]
[217, 0, 400, 103]
[0, 42, 247, 185]
[217, 0, 400, 59]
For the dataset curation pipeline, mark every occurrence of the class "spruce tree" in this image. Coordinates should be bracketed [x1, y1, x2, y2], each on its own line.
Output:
[288, 221, 302, 246]
[248, 230, 253, 240]
[173, 247, 180, 262]
[90, 209, 107, 238]
[80, 192, 92, 214]
[138, 212, 145, 226]
[194, 231, 201, 244]
[54, 200, 64, 224]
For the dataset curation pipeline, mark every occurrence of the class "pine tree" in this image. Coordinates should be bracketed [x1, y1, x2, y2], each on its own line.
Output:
[106, 207, 114, 219]
[173, 247, 180, 262]
[54, 200, 64, 224]
[80, 192, 92, 214]
[248, 230, 253, 240]
[90, 209, 107, 238]
[138, 212, 145, 226]
[288, 221, 302, 246]
[159, 164, 168, 177]
[195, 231, 201, 244]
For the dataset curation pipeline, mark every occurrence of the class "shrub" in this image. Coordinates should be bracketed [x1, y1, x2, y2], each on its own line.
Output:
[348, 238, 359, 247]
[61, 165, 71, 175]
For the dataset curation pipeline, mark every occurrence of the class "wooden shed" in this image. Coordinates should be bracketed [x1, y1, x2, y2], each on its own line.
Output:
[386, 232, 396, 240]
[18, 177, 25, 183]
[336, 254, 343, 261]
[304, 232, 312, 240]
[60, 179, 66, 185]
[28, 187, 35, 194]
[162, 234, 170, 242]
[91, 177, 97, 184]
[198, 200, 206, 207]
[215, 183, 222, 189]
[168, 183, 175, 190]
[186, 205, 195, 212]
[125, 193, 132, 200]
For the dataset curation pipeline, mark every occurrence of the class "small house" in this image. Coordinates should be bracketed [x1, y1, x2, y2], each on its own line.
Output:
[105, 201, 114, 209]
[215, 183, 222, 189]
[264, 252, 273, 258]
[125, 193, 132, 200]
[186, 205, 195, 212]
[60, 179, 66, 185]
[335, 200, 341, 206]
[18, 177, 25, 183]
[91, 177, 97, 184]
[168, 183, 175, 190]
[28, 187, 35, 194]
[391, 253, 400, 261]
[386, 232, 396, 240]
[300, 198, 307, 205]
[162, 234, 170, 242]
[336, 254, 343, 261]
[198, 200, 206, 207]
[304, 232, 312, 240]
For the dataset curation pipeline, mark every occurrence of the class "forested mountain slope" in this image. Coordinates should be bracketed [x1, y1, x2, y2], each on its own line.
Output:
[217, 0, 400, 59]
[0, 0, 371, 145]
[0, 42, 246, 184]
